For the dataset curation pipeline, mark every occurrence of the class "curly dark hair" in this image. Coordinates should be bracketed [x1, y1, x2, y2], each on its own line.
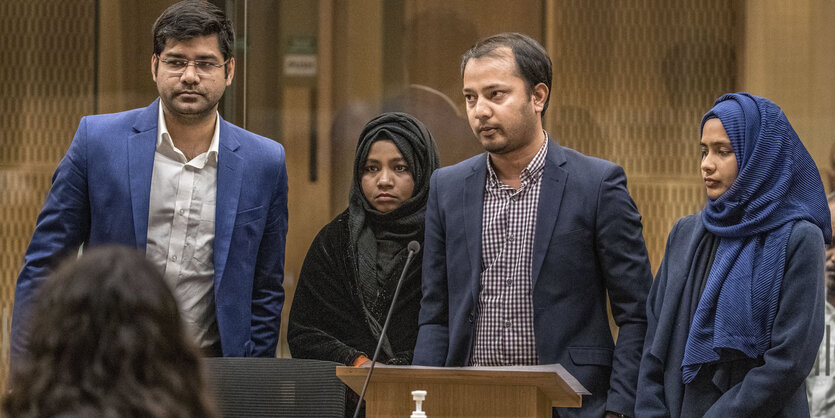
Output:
[3, 245, 217, 418]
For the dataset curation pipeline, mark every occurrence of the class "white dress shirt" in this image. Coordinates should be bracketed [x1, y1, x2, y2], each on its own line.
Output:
[807, 301, 835, 417]
[146, 101, 220, 349]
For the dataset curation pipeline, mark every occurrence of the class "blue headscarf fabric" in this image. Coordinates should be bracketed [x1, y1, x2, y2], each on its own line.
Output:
[681, 92, 832, 384]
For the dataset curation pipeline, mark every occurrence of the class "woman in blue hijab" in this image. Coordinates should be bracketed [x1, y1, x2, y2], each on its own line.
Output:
[636, 93, 831, 417]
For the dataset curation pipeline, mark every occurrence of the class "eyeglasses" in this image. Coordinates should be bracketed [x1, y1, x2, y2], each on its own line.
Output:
[157, 56, 229, 78]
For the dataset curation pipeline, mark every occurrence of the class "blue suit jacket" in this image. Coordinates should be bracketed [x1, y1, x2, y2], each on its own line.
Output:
[12, 99, 288, 361]
[413, 140, 652, 417]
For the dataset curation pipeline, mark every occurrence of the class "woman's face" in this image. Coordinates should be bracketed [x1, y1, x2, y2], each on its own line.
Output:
[361, 140, 415, 213]
[700, 118, 738, 200]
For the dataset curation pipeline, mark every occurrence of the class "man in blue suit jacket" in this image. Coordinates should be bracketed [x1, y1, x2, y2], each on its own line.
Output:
[412, 33, 652, 417]
[11, 1, 287, 363]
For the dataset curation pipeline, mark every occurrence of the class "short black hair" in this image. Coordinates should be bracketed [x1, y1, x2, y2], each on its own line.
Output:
[153, 0, 235, 61]
[461, 32, 553, 120]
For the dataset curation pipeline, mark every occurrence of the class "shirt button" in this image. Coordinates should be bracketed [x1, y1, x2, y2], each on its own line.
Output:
[506, 280, 512, 286]
[507, 234, 514, 242]
[179, 209, 185, 215]
[504, 320, 511, 328]
[171, 255, 177, 262]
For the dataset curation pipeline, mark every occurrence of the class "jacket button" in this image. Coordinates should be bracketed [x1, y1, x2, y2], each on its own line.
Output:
[468, 313, 474, 323]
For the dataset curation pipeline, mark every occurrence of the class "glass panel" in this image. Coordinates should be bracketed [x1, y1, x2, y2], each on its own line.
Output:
[2, 4, 833, 413]
[0, 0, 97, 390]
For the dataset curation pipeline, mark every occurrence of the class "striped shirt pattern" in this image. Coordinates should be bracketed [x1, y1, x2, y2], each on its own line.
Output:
[470, 136, 548, 366]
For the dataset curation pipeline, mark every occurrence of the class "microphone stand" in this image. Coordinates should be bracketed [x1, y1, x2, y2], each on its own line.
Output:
[352, 241, 420, 418]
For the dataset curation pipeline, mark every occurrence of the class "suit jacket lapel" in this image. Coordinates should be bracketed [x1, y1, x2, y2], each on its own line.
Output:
[214, 118, 243, 286]
[128, 100, 161, 250]
[531, 141, 567, 288]
[464, 155, 487, 305]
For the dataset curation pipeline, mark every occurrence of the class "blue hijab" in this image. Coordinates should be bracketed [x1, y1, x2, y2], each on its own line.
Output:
[681, 92, 832, 383]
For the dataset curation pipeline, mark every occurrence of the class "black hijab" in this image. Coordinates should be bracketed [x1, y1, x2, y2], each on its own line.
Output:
[349, 112, 438, 226]
[347, 112, 439, 357]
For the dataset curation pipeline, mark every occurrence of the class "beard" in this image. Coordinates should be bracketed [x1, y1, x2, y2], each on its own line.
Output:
[155, 67, 225, 124]
[161, 90, 221, 124]
[473, 107, 541, 155]
[479, 130, 510, 154]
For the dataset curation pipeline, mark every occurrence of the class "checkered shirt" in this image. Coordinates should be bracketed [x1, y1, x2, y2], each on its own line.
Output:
[470, 135, 548, 366]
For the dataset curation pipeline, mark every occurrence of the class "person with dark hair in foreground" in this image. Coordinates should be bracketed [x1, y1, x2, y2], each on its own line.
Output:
[636, 93, 830, 417]
[11, 0, 288, 365]
[3, 246, 217, 418]
[412, 32, 652, 418]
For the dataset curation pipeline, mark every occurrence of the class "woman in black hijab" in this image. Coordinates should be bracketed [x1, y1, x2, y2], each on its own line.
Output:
[289, 112, 439, 367]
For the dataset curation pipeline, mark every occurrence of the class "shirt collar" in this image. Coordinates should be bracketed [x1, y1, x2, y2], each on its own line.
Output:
[486, 131, 549, 187]
[156, 100, 220, 165]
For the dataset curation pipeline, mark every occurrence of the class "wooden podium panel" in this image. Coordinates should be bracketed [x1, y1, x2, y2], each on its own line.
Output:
[337, 364, 589, 418]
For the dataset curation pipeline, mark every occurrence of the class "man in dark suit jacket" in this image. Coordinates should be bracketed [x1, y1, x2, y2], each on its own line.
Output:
[412, 33, 652, 418]
[12, 1, 287, 364]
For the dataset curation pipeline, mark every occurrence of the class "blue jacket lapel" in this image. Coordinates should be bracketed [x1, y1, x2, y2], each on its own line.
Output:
[128, 100, 161, 249]
[464, 155, 487, 306]
[531, 141, 567, 288]
[214, 118, 243, 286]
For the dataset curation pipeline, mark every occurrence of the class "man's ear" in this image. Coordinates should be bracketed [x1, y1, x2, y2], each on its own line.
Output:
[532, 82, 548, 113]
[224, 57, 236, 86]
[151, 54, 159, 82]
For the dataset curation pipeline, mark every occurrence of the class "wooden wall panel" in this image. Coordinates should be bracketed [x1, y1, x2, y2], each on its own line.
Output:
[97, 0, 174, 114]
[0, 0, 96, 389]
[740, 0, 835, 192]
[547, 0, 737, 273]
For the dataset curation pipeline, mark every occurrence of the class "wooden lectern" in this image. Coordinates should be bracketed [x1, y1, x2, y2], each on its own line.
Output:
[337, 364, 589, 418]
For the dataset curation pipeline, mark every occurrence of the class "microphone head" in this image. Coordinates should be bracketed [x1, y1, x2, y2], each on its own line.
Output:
[408, 241, 421, 253]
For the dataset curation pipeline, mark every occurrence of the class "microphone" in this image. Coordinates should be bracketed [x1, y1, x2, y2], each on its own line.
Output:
[407, 240, 421, 254]
[353, 240, 421, 418]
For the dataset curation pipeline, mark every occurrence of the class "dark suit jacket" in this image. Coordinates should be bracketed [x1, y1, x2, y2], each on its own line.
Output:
[413, 140, 653, 417]
[12, 99, 288, 362]
[636, 214, 824, 417]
